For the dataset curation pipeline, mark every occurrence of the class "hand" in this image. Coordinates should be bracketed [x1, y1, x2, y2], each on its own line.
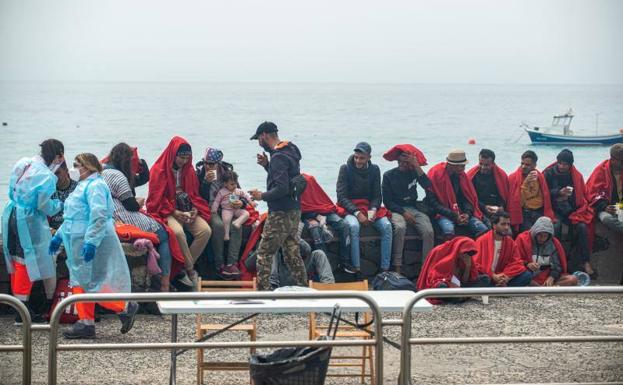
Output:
[544, 276, 555, 286]
[189, 207, 198, 219]
[492, 274, 507, 286]
[136, 197, 145, 207]
[230, 199, 243, 209]
[204, 170, 216, 182]
[402, 211, 418, 225]
[249, 189, 263, 201]
[526, 170, 538, 182]
[256, 152, 269, 167]
[559, 187, 573, 198]
[527, 262, 540, 272]
[81, 242, 96, 262]
[356, 211, 370, 224]
[606, 205, 617, 215]
[485, 205, 497, 215]
[49, 235, 63, 256]
[367, 209, 377, 222]
[457, 213, 469, 225]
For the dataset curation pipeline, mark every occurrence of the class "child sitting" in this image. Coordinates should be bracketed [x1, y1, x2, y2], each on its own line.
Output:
[211, 171, 256, 241]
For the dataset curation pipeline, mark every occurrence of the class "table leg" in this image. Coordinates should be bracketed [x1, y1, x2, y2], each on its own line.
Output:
[170, 314, 178, 385]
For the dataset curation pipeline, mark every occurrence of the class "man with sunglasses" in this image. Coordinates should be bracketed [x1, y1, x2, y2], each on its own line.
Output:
[587, 144, 623, 235]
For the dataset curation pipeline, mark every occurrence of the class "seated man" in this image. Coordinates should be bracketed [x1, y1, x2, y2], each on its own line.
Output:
[425, 149, 489, 239]
[515, 217, 578, 286]
[467, 149, 509, 222]
[475, 212, 532, 287]
[49, 161, 78, 231]
[543, 149, 595, 276]
[336, 142, 393, 274]
[508, 151, 554, 233]
[416, 237, 490, 303]
[382, 144, 435, 273]
[269, 239, 335, 288]
[586, 143, 623, 235]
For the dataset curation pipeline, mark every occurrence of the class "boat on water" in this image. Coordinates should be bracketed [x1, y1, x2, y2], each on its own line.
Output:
[522, 109, 623, 145]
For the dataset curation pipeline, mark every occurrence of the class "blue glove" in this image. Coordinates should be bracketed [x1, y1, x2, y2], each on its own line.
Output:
[81, 242, 96, 262]
[49, 235, 63, 256]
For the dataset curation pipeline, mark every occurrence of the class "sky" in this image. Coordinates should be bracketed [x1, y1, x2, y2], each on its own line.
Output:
[0, 0, 622, 84]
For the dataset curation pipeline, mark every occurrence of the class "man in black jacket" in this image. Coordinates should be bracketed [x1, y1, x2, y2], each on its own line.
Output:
[249, 122, 307, 290]
[383, 150, 434, 272]
[337, 142, 393, 275]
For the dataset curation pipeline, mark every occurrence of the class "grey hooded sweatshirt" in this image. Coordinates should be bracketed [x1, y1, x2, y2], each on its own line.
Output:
[529, 216, 563, 280]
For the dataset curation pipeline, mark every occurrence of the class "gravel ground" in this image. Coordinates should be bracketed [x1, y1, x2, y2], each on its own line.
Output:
[1, 294, 622, 385]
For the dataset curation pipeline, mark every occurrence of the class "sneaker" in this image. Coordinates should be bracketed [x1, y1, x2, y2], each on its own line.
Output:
[119, 301, 139, 334]
[219, 264, 241, 280]
[339, 263, 357, 275]
[63, 322, 96, 339]
[188, 270, 200, 289]
[177, 271, 194, 287]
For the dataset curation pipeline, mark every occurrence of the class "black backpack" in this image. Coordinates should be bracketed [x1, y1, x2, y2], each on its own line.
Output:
[372, 271, 417, 292]
[289, 174, 307, 201]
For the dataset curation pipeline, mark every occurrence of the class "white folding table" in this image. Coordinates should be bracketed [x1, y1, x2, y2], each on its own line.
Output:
[158, 290, 432, 385]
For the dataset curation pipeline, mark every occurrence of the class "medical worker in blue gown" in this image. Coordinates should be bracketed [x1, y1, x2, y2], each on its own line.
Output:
[2, 139, 65, 324]
[49, 153, 138, 339]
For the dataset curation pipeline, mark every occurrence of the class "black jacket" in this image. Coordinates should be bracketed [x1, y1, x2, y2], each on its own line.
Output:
[382, 167, 432, 214]
[336, 155, 382, 214]
[262, 141, 302, 212]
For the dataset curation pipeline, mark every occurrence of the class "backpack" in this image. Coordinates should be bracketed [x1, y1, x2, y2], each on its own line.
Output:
[289, 174, 307, 201]
[372, 271, 417, 292]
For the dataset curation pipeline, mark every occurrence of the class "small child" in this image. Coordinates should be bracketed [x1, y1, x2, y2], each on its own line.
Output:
[211, 171, 255, 241]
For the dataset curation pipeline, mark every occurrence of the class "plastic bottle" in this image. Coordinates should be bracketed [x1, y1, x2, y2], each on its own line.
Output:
[573, 271, 591, 287]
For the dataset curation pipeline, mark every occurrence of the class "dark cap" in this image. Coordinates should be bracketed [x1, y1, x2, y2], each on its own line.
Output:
[353, 141, 372, 155]
[176, 143, 192, 156]
[556, 149, 574, 165]
[250, 121, 278, 140]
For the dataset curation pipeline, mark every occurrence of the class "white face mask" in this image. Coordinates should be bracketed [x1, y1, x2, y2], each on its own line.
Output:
[68, 168, 81, 182]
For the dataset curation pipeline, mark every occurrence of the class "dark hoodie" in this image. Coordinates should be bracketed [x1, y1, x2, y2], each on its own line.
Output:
[262, 141, 302, 212]
[530, 217, 563, 280]
[336, 155, 382, 214]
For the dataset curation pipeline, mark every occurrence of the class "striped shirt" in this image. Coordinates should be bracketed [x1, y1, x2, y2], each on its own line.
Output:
[102, 168, 160, 232]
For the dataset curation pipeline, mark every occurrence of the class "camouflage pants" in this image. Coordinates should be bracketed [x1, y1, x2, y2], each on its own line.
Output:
[256, 210, 307, 291]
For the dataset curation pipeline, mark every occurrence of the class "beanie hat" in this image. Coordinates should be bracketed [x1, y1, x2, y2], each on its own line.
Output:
[556, 149, 574, 164]
[176, 143, 192, 156]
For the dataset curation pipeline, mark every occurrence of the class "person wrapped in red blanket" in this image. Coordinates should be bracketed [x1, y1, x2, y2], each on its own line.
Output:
[514, 216, 577, 286]
[299, 173, 350, 267]
[336, 142, 392, 275]
[416, 237, 490, 304]
[425, 149, 489, 240]
[146, 136, 212, 289]
[474, 212, 532, 287]
[507, 151, 555, 233]
[586, 143, 623, 236]
[466, 149, 509, 219]
[543, 149, 595, 277]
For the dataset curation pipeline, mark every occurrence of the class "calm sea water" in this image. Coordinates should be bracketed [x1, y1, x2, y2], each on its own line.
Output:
[1, 82, 622, 209]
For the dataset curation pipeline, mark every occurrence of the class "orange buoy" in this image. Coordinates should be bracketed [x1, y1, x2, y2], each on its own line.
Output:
[468, 138, 476, 145]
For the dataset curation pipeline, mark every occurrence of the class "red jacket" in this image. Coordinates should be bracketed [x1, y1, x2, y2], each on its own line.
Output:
[474, 230, 526, 279]
[466, 164, 509, 207]
[507, 168, 554, 226]
[427, 162, 483, 219]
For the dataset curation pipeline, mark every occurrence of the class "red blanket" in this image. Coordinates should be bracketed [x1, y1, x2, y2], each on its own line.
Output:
[416, 237, 482, 303]
[466, 164, 509, 206]
[300, 173, 336, 215]
[514, 230, 567, 285]
[427, 162, 483, 219]
[238, 214, 268, 281]
[146, 136, 211, 223]
[115, 223, 160, 245]
[586, 159, 621, 207]
[543, 163, 593, 224]
[335, 199, 390, 219]
[474, 230, 525, 279]
[507, 167, 554, 226]
[382, 144, 428, 166]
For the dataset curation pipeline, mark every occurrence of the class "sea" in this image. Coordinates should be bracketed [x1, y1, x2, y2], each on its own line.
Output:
[1, 82, 622, 210]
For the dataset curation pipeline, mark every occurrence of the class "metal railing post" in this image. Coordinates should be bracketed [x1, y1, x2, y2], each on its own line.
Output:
[0, 294, 32, 385]
[400, 286, 623, 385]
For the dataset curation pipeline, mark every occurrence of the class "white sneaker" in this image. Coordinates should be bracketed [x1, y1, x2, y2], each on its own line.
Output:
[188, 270, 200, 290]
[178, 272, 194, 287]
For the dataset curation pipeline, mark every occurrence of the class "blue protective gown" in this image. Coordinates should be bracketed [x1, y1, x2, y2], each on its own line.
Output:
[57, 173, 131, 293]
[2, 156, 61, 281]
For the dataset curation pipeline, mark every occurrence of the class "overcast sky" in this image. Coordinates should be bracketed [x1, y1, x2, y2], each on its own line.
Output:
[1, 0, 621, 84]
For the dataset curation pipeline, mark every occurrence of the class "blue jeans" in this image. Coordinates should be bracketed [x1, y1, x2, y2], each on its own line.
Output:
[155, 224, 172, 276]
[344, 215, 392, 270]
[436, 215, 489, 237]
[507, 270, 532, 287]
